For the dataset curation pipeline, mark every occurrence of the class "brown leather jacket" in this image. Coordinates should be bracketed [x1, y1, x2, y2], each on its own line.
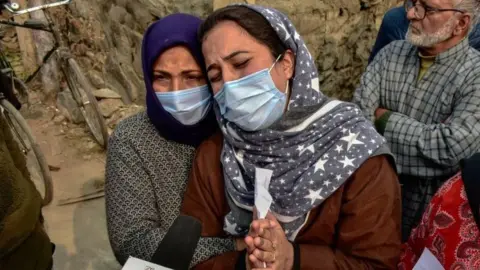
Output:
[181, 132, 402, 269]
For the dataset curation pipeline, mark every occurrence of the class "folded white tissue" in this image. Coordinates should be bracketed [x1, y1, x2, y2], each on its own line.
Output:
[122, 256, 173, 270]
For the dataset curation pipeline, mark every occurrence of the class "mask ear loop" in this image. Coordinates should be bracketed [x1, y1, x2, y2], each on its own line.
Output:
[284, 79, 291, 112]
[269, 52, 291, 111]
[268, 54, 283, 72]
[269, 53, 290, 95]
[285, 79, 290, 97]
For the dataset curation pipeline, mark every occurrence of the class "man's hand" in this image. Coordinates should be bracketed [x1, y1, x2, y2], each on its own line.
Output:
[375, 108, 389, 119]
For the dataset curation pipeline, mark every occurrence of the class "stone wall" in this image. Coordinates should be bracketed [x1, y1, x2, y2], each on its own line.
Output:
[64, 0, 400, 103]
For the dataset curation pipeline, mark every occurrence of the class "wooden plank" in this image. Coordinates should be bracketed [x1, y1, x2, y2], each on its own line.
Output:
[13, 0, 37, 77]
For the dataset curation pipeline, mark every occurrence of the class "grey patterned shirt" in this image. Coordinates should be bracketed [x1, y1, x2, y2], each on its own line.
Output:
[353, 39, 480, 238]
[105, 112, 235, 266]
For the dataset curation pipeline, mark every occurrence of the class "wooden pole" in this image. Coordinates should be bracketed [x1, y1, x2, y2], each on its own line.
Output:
[13, 0, 37, 78]
[28, 0, 60, 101]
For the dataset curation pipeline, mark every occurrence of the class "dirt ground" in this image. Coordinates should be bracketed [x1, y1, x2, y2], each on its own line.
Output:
[21, 90, 121, 270]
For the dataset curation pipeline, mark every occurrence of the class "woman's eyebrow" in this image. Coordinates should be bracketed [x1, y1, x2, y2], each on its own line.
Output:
[153, 70, 170, 75]
[181, 69, 202, 75]
[223, 50, 250, 61]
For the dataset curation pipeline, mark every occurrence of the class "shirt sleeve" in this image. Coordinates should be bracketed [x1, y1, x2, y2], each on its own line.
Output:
[298, 155, 402, 269]
[181, 133, 241, 269]
[105, 131, 235, 267]
[0, 114, 40, 256]
[383, 78, 480, 176]
[352, 43, 391, 122]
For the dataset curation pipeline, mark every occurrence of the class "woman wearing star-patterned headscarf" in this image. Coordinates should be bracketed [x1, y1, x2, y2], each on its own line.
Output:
[181, 4, 402, 269]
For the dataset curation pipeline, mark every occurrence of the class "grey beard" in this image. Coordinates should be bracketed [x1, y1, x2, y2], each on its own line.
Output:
[406, 18, 456, 48]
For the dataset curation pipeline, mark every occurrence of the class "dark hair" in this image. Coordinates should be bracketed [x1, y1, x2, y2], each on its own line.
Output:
[199, 6, 287, 58]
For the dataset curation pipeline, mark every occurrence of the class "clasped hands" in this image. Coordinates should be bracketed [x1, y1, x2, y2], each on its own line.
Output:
[237, 210, 294, 270]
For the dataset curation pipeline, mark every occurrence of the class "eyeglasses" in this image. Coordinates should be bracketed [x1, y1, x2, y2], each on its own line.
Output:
[404, 0, 466, 20]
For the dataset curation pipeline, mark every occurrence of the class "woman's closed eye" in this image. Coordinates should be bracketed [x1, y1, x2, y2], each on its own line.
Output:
[209, 72, 222, 83]
[208, 59, 250, 82]
[233, 59, 250, 69]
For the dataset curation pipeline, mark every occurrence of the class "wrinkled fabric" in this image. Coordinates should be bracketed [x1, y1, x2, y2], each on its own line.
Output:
[214, 65, 286, 131]
[105, 113, 235, 266]
[0, 113, 52, 269]
[399, 173, 480, 269]
[155, 84, 212, 126]
[181, 132, 402, 269]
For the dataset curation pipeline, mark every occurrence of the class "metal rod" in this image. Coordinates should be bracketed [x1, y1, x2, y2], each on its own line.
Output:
[25, 43, 58, 83]
[0, 19, 52, 32]
[3, 0, 72, 16]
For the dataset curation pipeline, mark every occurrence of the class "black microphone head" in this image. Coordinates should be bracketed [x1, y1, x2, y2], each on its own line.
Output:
[151, 215, 202, 270]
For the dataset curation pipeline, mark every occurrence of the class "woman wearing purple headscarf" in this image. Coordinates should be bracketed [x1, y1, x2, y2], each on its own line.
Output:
[104, 14, 236, 266]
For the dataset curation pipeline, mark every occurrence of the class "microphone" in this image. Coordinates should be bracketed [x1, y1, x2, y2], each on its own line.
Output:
[150, 215, 203, 270]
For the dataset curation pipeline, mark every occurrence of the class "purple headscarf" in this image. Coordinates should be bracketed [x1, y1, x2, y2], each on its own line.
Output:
[142, 14, 217, 146]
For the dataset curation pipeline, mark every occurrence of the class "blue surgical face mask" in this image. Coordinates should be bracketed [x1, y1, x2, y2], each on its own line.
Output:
[214, 55, 288, 131]
[156, 85, 212, 126]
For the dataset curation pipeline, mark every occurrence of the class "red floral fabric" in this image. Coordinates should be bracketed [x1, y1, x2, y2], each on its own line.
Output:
[399, 173, 480, 270]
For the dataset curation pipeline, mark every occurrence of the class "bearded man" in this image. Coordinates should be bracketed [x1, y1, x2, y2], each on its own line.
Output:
[353, 0, 480, 241]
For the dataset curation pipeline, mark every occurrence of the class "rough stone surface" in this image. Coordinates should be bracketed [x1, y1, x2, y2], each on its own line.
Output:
[57, 90, 85, 124]
[53, 114, 67, 125]
[104, 50, 139, 104]
[88, 70, 106, 89]
[98, 98, 124, 118]
[93, 88, 123, 99]
[54, 0, 401, 103]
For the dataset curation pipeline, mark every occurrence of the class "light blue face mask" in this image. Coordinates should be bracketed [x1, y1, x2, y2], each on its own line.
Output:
[156, 85, 212, 126]
[214, 55, 288, 131]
